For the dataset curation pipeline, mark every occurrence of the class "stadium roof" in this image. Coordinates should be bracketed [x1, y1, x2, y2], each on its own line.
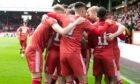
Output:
[0, 0, 53, 12]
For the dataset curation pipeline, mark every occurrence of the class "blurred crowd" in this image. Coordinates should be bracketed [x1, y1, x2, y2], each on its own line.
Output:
[0, 2, 140, 44]
[0, 21, 36, 33]
[113, 2, 140, 31]
[112, 2, 140, 43]
[0, 23, 19, 32]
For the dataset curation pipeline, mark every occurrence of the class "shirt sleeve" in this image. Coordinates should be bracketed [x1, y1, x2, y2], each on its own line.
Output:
[47, 18, 58, 26]
[47, 12, 60, 20]
[118, 33, 126, 40]
[85, 21, 110, 36]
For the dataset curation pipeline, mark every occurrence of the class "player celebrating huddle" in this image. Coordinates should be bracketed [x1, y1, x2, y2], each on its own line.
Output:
[25, 16, 85, 84]
[87, 7, 125, 84]
[44, 4, 66, 84]
[47, 2, 113, 84]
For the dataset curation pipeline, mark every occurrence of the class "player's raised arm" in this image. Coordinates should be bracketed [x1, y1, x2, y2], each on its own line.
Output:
[42, 13, 58, 22]
[113, 22, 126, 38]
[51, 17, 85, 35]
[47, 12, 60, 20]
[85, 20, 110, 36]
[107, 22, 126, 41]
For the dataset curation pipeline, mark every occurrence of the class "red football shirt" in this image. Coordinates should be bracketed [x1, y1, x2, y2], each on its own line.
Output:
[90, 20, 121, 58]
[48, 12, 110, 53]
[17, 26, 31, 40]
[28, 17, 57, 52]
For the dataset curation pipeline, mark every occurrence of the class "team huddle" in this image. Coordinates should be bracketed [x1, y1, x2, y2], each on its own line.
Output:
[16, 2, 126, 84]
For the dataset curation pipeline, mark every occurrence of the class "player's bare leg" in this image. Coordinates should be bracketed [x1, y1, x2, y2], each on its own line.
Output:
[45, 73, 52, 84]
[21, 40, 27, 58]
[21, 47, 26, 58]
[77, 75, 86, 84]
[105, 76, 116, 84]
[50, 68, 58, 84]
[58, 76, 66, 84]
[20, 42, 24, 57]
[104, 76, 109, 84]
[95, 75, 102, 84]
[44, 70, 58, 84]
[115, 71, 123, 84]
[21, 47, 24, 58]
[51, 75, 58, 84]
[65, 75, 73, 84]
[109, 77, 116, 84]
[73, 76, 79, 84]
[31, 73, 42, 84]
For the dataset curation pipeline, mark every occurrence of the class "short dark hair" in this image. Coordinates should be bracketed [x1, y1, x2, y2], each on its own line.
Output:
[53, 4, 65, 12]
[67, 9, 75, 15]
[62, 4, 68, 9]
[68, 3, 75, 9]
[74, 2, 86, 9]
[97, 7, 107, 20]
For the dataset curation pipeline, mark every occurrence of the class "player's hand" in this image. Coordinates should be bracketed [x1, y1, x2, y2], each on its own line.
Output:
[106, 33, 115, 41]
[105, 19, 112, 25]
[41, 14, 48, 23]
[75, 17, 85, 25]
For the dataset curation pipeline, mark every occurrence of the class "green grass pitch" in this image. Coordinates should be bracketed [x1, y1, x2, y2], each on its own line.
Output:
[0, 37, 130, 84]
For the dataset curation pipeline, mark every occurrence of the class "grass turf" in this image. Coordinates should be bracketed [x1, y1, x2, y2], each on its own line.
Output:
[0, 37, 130, 84]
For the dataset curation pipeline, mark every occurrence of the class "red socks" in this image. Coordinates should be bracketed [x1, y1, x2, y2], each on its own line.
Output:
[32, 78, 41, 84]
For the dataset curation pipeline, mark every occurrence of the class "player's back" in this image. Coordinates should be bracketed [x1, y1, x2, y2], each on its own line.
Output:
[59, 15, 89, 53]
[93, 20, 119, 57]
[29, 18, 55, 51]
[48, 12, 94, 53]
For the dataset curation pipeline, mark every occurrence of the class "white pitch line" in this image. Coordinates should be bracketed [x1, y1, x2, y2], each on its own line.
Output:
[121, 75, 136, 84]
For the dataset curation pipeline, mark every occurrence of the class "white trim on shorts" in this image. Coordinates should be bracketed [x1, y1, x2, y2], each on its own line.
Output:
[80, 54, 86, 75]
[35, 51, 40, 72]
[113, 59, 117, 76]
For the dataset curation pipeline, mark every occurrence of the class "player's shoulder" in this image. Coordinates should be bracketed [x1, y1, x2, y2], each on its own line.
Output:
[18, 26, 22, 29]
[43, 17, 58, 25]
[20, 26, 25, 29]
